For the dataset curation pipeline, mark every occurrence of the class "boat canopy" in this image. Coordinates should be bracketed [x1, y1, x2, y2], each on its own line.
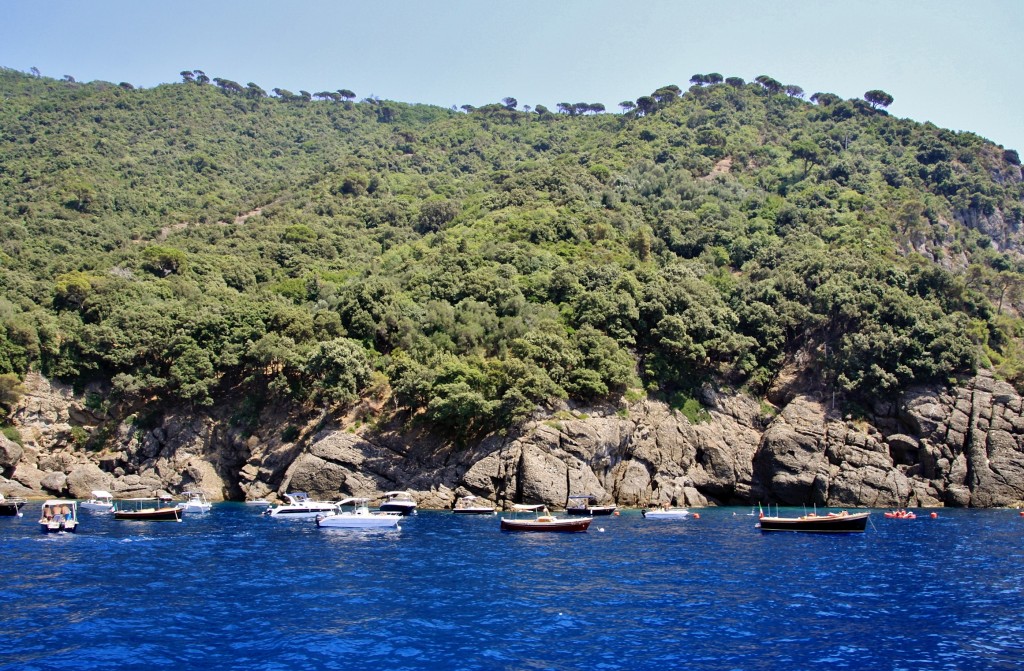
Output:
[90, 490, 113, 499]
[382, 491, 412, 497]
[337, 497, 370, 506]
[42, 499, 78, 507]
[511, 504, 546, 511]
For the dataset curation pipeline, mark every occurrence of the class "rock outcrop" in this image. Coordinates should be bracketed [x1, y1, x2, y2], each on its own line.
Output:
[3, 371, 1024, 509]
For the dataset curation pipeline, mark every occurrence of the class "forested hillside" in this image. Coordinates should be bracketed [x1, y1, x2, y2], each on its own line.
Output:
[2, 67, 1023, 445]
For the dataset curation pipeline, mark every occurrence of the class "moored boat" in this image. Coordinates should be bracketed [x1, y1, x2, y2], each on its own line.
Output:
[757, 509, 870, 533]
[80, 490, 115, 512]
[642, 506, 691, 519]
[452, 495, 496, 515]
[0, 492, 27, 517]
[263, 492, 339, 520]
[39, 500, 79, 533]
[500, 504, 592, 532]
[315, 498, 401, 529]
[565, 494, 617, 516]
[176, 490, 212, 513]
[378, 491, 417, 516]
[113, 497, 183, 522]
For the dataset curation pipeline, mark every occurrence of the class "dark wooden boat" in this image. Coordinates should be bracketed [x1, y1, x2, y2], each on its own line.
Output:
[500, 504, 592, 532]
[0, 494, 27, 516]
[113, 498, 183, 522]
[757, 510, 870, 533]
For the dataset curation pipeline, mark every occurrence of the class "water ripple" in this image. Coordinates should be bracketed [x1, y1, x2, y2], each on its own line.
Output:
[1, 506, 1022, 670]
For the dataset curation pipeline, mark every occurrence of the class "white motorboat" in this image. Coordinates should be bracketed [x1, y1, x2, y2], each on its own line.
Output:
[244, 498, 270, 506]
[176, 490, 212, 513]
[40, 500, 79, 533]
[452, 495, 495, 515]
[316, 498, 401, 529]
[378, 491, 417, 516]
[79, 490, 115, 512]
[263, 492, 339, 520]
[642, 506, 691, 519]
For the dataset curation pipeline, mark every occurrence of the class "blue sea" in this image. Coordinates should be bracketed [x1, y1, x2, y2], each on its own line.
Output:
[1, 505, 1021, 671]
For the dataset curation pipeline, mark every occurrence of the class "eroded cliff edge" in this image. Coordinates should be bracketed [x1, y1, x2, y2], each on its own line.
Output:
[3, 371, 1023, 508]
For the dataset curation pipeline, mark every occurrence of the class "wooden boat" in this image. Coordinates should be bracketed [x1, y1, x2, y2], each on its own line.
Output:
[500, 504, 592, 532]
[757, 509, 870, 533]
[113, 497, 183, 521]
[0, 493, 27, 516]
[565, 494, 617, 516]
[452, 495, 495, 515]
[39, 500, 79, 533]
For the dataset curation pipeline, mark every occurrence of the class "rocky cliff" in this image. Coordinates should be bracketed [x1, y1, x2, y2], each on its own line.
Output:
[3, 371, 1024, 508]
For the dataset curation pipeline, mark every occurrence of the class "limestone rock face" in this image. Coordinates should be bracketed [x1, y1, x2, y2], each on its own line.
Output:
[0, 434, 23, 473]
[7, 371, 1024, 509]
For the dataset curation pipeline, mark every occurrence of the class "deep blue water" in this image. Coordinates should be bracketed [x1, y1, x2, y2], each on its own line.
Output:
[1, 505, 1022, 671]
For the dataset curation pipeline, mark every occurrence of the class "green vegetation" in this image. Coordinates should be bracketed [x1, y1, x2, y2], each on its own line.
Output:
[1, 67, 1023, 442]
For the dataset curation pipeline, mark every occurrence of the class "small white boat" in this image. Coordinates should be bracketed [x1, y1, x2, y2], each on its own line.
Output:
[244, 498, 270, 506]
[263, 492, 339, 520]
[316, 498, 401, 529]
[39, 500, 79, 533]
[176, 490, 212, 513]
[452, 495, 496, 515]
[378, 491, 417, 516]
[642, 506, 691, 519]
[80, 490, 115, 512]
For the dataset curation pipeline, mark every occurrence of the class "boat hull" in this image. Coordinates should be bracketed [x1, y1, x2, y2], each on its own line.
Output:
[114, 507, 183, 522]
[79, 502, 114, 512]
[452, 507, 495, 515]
[0, 501, 26, 516]
[40, 520, 78, 533]
[758, 512, 870, 533]
[378, 503, 416, 516]
[316, 514, 400, 529]
[642, 508, 691, 519]
[567, 505, 617, 516]
[500, 517, 592, 532]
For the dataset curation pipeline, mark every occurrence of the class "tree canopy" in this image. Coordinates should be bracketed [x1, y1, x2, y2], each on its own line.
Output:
[1, 66, 1022, 442]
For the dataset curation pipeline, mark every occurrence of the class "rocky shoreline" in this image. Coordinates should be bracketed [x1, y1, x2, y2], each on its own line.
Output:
[3, 371, 1024, 509]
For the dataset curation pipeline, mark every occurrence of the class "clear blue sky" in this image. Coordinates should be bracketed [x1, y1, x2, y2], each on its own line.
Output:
[4, 0, 1023, 152]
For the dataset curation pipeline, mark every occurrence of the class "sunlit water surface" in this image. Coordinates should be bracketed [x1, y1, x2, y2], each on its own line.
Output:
[1, 505, 1021, 670]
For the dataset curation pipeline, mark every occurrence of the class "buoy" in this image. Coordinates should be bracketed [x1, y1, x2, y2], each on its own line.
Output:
[599, 527, 605, 532]
[930, 512, 938, 519]
[693, 513, 700, 519]
[1018, 511, 1023, 517]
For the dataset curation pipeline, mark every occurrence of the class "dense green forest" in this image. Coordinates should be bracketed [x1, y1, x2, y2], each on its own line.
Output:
[2, 67, 1023, 440]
